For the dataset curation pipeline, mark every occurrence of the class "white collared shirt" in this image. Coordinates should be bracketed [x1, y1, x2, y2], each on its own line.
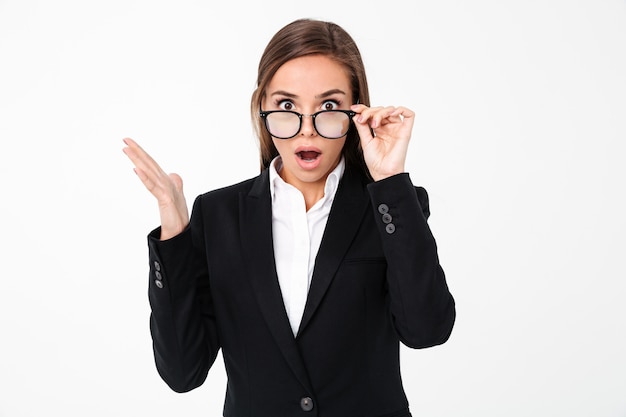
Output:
[269, 156, 345, 336]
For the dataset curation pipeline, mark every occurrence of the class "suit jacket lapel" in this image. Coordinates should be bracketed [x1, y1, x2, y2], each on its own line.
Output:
[297, 166, 370, 337]
[239, 170, 313, 393]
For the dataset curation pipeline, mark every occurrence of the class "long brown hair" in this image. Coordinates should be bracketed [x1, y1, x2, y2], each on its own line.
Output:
[250, 19, 371, 178]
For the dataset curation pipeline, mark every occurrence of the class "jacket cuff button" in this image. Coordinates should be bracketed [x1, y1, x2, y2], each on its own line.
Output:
[385, 223, 396, 234]
[155, 280, 164, 289]
[378, 203, 389, 214]
[300, 397, 314, 411]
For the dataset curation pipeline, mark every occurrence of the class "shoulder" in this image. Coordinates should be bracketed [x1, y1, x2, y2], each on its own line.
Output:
[193, 171, 268, 208]
[201, 176, 259, 199]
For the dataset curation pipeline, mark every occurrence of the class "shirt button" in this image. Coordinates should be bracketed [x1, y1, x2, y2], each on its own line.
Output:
[382, 213, 392, 224]
[300, 397, 314, 412]
[385, 223, 396, 234]
[155, 280, 164, 289]
[378, 203, 389, 214]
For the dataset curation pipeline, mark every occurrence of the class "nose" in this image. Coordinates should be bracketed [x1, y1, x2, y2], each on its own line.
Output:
[300, 114, 317, 137]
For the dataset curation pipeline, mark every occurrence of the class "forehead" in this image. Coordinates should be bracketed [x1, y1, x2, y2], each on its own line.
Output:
[267, 55, 352, 98]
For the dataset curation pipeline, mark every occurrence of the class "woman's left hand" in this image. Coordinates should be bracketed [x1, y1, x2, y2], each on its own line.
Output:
[351, 104, 415, 181]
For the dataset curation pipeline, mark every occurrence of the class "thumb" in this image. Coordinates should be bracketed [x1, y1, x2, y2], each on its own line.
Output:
[168, 173, 184, 193]
[353, 117, 374, 147]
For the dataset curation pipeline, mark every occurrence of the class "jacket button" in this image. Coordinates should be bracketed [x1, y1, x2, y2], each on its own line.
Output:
[378, 203, 389, 214]
[385, 223, 396, 234]
[382, 213, 392, 224]
[300, 397, 314, 411]
[155, 271, 162, 281]
[155, 280, 164, 289]
[154, 261, 161, 271]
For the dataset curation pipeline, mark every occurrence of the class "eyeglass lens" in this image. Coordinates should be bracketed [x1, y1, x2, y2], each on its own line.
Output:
[265, 111, 351, 139]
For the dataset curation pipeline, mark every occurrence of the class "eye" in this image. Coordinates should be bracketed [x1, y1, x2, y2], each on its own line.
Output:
[321, 100, 339, 111]
[277, 100, 295, 111]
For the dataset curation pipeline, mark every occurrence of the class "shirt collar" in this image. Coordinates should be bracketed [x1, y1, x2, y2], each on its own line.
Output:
[269, 155, 345, 202]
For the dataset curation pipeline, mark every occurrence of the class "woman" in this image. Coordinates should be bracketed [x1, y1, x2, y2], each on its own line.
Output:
[123, 18, 455, 417]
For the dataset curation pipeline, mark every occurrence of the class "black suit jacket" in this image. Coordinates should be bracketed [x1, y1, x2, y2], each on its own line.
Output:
[147, 166, 455, 417]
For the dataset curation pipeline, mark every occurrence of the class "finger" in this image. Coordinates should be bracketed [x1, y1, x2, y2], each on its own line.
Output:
[352, 113, 376, 147]
[122, 138, 161, 172]
[124, 149, 166, 192]
[122, 138, 168, 182]
[372, 106, 400, 128]
[352, 105, 381, 125]
[132, 166, 159, 195]
[389, 106, 415, 120]
[354, 105, 415, 123]
[388, 106, 416, 130]
[123, 140, 175, 200]
[355, 106, 396, 129]
[350, 103, 369, 114]
[134, 166, 181, 204]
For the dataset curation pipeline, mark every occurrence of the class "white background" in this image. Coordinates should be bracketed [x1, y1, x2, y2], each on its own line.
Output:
[1, 1, 625, 416]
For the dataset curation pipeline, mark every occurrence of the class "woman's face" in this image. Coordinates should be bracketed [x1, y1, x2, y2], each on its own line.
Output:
[262, 54, 353, 193]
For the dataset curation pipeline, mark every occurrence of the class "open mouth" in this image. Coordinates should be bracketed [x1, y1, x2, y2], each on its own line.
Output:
[297, 151, 321, 162]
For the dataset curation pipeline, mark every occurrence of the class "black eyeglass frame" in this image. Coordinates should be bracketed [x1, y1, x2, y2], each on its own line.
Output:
[259, 109, 357, 140]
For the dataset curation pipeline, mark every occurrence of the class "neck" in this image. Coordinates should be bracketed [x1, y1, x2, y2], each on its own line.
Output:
[279, 171, 327, 212]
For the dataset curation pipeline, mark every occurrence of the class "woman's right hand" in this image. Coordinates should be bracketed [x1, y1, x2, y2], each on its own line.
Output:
[122, 138, 189, 240]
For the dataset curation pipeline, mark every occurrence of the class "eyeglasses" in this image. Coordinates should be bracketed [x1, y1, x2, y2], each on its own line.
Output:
[259, 109, 356, 139]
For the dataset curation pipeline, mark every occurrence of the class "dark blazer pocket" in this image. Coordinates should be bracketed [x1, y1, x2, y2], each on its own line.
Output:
[342, 258, 388, 288]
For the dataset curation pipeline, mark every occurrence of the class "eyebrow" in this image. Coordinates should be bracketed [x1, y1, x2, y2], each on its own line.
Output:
[270, 89, 347, 99]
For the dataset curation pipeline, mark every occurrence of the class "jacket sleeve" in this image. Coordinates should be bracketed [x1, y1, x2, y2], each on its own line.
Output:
[146, 195, 220, 392]
[367, 173, 456, 348]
